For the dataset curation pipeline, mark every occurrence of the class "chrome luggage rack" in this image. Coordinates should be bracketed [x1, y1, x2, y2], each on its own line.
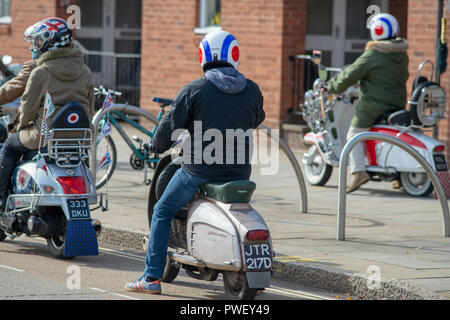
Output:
[47, 128, 92, 168]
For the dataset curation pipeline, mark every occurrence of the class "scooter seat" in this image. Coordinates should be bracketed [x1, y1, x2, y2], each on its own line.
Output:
[199, 180, 256, 203]
[387, 109, 412, 127]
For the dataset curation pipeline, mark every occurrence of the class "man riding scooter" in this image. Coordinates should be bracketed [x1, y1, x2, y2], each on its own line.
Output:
[325, 13, 409, 193]
[0, 17, 95, 211]
[0, 23, 39, 128]
[124, 30, 265, 294]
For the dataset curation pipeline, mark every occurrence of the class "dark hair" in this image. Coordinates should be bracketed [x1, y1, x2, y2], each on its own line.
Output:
[202, 60, 234, 72]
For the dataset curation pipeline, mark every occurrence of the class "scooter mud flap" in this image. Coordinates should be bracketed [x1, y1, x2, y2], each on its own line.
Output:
[432, 171, 450, 200]
[246, 271, 271, 289]
[63, 220, 99, 257]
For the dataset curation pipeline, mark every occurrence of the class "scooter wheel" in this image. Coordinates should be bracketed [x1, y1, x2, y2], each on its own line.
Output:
[223, 271, 258, 300]
[303, 145, 333, 186]
[0, 229, 6, 242]
[47, 236, 75, 260]
[400, 172, 434, 197]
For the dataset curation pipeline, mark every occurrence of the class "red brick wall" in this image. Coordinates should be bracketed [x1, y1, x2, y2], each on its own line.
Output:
[0, 0, 58, 63]
[140, 0, 201, 124]
[140, 0, 307, 130]
[407, 0, 450, 162]
[389, 0, 408, 38]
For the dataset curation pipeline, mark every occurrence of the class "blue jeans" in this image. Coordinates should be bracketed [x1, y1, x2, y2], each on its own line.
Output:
[144, 168, 208, 279]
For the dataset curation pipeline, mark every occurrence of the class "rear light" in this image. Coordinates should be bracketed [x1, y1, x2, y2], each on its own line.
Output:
[246, 230, 269, 241]
[433, 145, 445, 153]
[56, 176, 86, 194]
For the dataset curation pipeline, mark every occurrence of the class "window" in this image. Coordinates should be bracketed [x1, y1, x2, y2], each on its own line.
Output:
[195, 0, 221, 34]
[0, 0, 11, 24]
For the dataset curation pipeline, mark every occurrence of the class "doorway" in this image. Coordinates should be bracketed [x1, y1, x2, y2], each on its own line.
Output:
[305, 0, 389, 68]
[75, 0, 142, 107]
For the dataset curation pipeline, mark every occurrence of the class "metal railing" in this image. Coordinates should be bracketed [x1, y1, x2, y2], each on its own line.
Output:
[91, 109, 308, 213]
[259, 124, 308, 213]
[337, 132, 450, 240]
[74, 41, 141, 107]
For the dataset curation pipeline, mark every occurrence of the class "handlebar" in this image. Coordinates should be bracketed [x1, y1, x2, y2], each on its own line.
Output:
[293, 54, 343, 73]
[94, 85, 123, 97]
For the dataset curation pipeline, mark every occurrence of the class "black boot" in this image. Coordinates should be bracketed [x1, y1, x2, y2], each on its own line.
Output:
[0, 159, 16, 214]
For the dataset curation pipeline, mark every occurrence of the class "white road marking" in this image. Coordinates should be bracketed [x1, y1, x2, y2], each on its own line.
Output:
[89, 287, 141, 300]
[100, 246, 335, 300]
[0, 264, 25, 273]
[265, 286, 335, 300]
[99, 247, 145, 262]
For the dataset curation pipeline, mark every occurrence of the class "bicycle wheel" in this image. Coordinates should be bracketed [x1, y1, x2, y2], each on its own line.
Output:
[95, 135, 117, 189]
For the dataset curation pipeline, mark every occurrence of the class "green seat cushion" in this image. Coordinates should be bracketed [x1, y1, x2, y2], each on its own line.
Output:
[199, 180, 256, 203]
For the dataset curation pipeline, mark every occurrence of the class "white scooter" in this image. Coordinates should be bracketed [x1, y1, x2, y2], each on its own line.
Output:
[147, 149, 273, 300]
[299, 52, 447, 197]
[0, 102, 104, 258]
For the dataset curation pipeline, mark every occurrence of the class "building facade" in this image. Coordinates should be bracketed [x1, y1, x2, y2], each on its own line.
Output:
[0, 0, 449, 161]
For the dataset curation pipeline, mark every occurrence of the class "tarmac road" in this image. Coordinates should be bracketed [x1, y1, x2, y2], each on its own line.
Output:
[0, 236, 339, 301]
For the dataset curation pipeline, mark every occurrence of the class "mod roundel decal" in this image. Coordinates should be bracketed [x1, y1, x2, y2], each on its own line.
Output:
[66, 111, 80, 126]
[375, 25, 384, 36]
[231, 45, 239, 62]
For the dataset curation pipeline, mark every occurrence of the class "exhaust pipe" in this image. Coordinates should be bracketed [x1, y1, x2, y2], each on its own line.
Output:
[90, 219, 102, 236]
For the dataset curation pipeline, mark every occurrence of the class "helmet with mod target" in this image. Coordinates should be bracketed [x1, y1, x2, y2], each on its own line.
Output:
[199, 30, 240, 71]
[368, 13, 399, 41]
[26, 17, 73, 54]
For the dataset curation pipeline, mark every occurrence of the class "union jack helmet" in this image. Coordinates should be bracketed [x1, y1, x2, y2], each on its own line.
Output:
[27, 17, 72, 53]
[199, 30, 240, 71]
[368, 13, 399, 41]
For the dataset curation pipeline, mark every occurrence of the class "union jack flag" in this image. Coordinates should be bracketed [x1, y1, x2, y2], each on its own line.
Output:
[97, 151, 112, 172]
[101, 92, 114, 113]
[36, 153, 47, 174]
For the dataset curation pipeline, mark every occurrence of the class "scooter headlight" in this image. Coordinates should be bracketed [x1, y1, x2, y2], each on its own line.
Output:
[313, 78, 324, 94]
[304, 90, 315, 105]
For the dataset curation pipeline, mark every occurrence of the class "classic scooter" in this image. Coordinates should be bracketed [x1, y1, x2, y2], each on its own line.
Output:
[0, 102, 104, 258]
[298, 52, 447, 197]
[147, 131, 274, 300]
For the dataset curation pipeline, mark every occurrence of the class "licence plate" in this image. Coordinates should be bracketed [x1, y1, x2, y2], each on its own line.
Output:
[434, 154, 448, 172]
[243, 243, 272, 270]
[67, 199, 91, 220]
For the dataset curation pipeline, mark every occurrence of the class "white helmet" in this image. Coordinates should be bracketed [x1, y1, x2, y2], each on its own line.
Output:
[199, 30, 240, 71]
[368, 13, 399, 41]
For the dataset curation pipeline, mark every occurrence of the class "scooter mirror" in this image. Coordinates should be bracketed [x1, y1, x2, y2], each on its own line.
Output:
[318, 66, 328, 81]
[1, 55, 12, 65]
[312, 50, 322, 65]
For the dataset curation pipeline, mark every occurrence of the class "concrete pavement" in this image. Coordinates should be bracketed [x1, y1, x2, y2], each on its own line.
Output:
[92, 124, 450, 300]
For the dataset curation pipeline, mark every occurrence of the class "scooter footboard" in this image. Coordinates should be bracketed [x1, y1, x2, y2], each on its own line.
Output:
[64, 219, 98, 257]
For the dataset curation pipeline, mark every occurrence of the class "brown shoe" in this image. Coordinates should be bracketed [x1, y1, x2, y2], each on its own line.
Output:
[392, 179, 402, 189]
[346, 171, 370, 193]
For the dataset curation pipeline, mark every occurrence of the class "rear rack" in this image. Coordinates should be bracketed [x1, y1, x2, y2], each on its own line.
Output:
[47, 128, 92, 168]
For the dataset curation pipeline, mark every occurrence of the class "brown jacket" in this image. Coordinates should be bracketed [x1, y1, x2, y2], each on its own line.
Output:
[0, 60, 36, 106]
[13, 47, 95, 150]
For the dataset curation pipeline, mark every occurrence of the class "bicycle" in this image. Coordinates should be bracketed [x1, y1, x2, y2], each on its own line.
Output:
[94, 86, 173, 189]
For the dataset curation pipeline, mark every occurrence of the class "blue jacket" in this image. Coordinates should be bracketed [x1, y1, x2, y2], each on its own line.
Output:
[151, 67, 265, 181]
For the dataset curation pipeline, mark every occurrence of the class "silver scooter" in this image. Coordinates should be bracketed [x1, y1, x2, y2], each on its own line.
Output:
[0, 102, 104, 258]
[147, 150, 274, 300]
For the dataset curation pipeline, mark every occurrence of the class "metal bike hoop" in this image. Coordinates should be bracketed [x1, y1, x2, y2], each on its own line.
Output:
[92, 109, 308, 213]
[259, 124, 308, 213]
[337, 132, 450, 240]
[91, 104, 160, 178]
